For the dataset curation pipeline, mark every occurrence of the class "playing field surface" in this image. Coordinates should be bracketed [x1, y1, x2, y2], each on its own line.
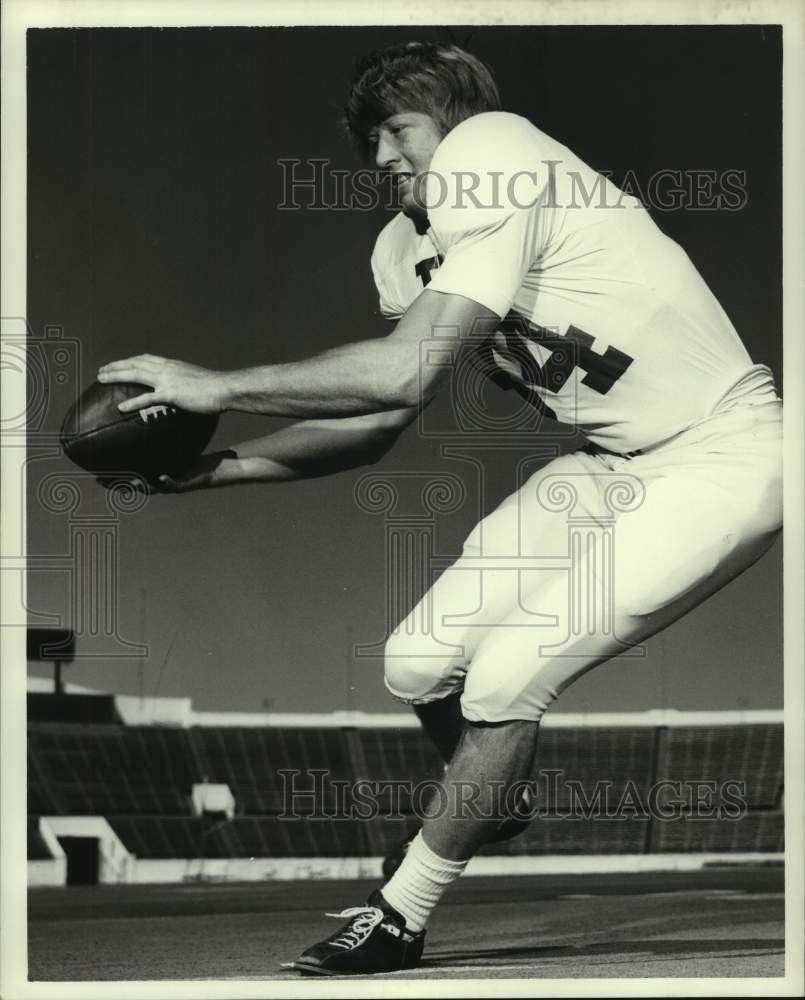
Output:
[28, 865, 784, 982]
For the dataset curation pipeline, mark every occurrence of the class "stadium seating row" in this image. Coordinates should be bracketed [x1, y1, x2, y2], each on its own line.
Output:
[27, 722, 784, 816]
[26, 810, 783, 861]
[27, 721, 784, 859]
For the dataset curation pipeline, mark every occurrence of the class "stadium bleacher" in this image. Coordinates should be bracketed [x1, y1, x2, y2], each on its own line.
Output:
[654, 811, 784, 853]
[492, 816, 652, 856]
[105, 815, 376, 860]
[29, 723, 198, 816]
[526, 726, 657, 811]
[663, 725, 784, 809]
[193, 726, 355, 814]
[26, 712, 785, 870]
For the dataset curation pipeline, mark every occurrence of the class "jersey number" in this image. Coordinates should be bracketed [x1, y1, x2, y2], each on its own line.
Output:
[416, 255, 443, 286]
[414, 260, 634, 413]
[498, 317, 634, 396]
[487, 317, 635, 420]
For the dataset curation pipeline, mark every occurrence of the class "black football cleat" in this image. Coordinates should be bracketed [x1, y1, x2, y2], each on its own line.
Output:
[284, 889, 425, 976]
[381, 783, 537, 879]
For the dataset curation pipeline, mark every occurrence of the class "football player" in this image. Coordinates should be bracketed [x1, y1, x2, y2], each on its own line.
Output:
[98, 42, 782, 975]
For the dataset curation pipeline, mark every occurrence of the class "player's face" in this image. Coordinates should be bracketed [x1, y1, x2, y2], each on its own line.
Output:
[370, 112, 444, 221]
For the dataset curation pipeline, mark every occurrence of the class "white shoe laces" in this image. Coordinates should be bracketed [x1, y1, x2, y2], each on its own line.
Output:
[325, 906, 385, 950]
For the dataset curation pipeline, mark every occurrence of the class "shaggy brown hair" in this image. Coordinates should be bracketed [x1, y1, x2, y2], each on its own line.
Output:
[344, 41, 501, 156]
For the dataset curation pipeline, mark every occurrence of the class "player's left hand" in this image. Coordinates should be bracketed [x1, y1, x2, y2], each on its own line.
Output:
[150, 450, 239, 493]
[97, 355, 228, 414]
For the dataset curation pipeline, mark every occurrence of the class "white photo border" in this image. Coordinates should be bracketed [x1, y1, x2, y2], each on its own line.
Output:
[2, 2, 803, 998]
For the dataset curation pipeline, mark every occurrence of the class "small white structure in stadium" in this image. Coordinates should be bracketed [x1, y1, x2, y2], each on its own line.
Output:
[192, 783, 235, 819]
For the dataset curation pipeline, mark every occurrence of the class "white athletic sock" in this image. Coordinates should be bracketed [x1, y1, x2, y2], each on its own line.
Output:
[380, 831, 468, 932]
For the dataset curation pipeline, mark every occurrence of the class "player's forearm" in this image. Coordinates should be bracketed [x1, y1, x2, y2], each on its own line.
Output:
[200, 413, 409, 490]
[220, 338, 424, 417]
[235, 420, 397, 481]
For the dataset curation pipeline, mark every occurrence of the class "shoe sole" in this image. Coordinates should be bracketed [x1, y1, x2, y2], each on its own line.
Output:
[283, 960, 337, 976]
[284, 959, 417, 977]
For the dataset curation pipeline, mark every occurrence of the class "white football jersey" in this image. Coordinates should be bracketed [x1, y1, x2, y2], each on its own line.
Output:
[370, 112, 775, 453]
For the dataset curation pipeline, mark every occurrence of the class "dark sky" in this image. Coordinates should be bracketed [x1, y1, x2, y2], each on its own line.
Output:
[26, 25, 783, 713]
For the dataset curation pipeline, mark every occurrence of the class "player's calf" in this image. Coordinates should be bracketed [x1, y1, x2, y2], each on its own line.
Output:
[382, 780, 536, 878]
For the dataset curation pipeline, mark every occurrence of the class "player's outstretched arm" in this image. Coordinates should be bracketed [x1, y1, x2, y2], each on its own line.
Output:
[97, 291, 500, 418]
[152, 407, 418, 492]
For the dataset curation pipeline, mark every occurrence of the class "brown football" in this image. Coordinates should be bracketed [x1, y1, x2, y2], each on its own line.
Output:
[60, 380, 218, 483]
